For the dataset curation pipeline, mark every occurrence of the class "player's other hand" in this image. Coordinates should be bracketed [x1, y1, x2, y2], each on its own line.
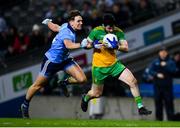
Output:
[81, 38, 89, 49]
[93, 40, 104, 49]
[42, 19, 52, 25]
[106, 37, 118, 49]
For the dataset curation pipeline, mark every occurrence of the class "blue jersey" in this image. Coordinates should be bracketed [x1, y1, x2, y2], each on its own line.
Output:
[45, 23, 76, 63]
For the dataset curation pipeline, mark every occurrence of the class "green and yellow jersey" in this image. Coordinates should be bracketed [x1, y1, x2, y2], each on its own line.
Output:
[87, 26, 125, 67]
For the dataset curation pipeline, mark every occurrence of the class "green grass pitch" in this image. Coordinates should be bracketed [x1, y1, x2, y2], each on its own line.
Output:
[0, 118, 180, 127]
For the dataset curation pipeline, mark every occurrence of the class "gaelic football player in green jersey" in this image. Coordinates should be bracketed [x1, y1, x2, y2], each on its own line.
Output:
[80, 13, 152, 115]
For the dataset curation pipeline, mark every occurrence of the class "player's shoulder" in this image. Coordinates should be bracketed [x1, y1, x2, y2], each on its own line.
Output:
[60, 23, 68, 30]
[114, 26, 124, 33]
[60, 23, 71, 33]
[93, 26, 105, 31]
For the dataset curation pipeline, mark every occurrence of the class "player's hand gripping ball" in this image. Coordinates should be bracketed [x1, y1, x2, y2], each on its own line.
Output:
[103, 33, 118, 49]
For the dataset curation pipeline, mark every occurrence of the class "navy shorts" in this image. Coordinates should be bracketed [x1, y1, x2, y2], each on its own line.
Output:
[39, 56, 76, 78]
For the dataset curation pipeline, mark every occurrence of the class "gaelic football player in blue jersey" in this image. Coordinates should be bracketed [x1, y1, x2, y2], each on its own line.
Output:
[21, 10, 90, 118]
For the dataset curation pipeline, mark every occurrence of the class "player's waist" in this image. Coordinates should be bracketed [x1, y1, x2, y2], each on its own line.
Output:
[45, 52, 69, 63]
[92, 58, 117, 67]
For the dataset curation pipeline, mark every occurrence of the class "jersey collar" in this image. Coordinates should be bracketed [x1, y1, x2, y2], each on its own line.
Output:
[68, 23, 75, 33]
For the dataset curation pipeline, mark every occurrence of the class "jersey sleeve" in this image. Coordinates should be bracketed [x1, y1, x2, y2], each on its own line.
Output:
[114, 27, 125, 41]
[87, 29, 96, 42]
[60, 29, 73, 41]
[116, 31, 125, 41]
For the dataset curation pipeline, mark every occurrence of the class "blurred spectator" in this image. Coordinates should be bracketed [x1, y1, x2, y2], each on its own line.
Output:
[44, 3, 58, 20]
[165, 0, 177, 12]
[6, 26, 18, 57]
[147, 47, 177, 121]
[91, 0, 98, 11]
[0, 32, 7, 53]
[176, 0, 180, 8]
[29, 24, 45, 50]
[62, 2, 74, 20]
[0, 56, 7, 68]
[97, 0, 108, 13]
[142, 66, 153, 83]
[132, 0, 156, 24]
[173, 51, 180, 77]
[0, 31, 8, 68]
[124, 0, 138, 14]
[49, 2, 66, 25]
[81, 1, 92, 27]
[9, 28, 30, 55]
[0, 12, 7, 32]
[111, 2, 132, 29]
[0, 11, 8, 59]
[19, 0, 30, 10]
[90, 10, 102, 28]
[1, 0, 30, 11]
[104, 0, 114, 8]
[0, 12, 8, 67]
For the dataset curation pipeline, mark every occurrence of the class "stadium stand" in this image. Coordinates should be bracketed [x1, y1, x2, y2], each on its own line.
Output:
[0, 0, 180, 95]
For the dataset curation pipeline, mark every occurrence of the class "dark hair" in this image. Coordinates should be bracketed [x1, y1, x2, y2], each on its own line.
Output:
[102, 13, 116, 27]
[67, 10, 82, 21]
[159, 46, 167, 51]
[173, 51, 180, 56]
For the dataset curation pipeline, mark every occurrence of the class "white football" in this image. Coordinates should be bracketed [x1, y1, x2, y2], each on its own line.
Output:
[103, 33, 118, 48]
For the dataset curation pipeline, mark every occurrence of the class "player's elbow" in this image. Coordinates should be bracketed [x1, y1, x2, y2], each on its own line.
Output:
[118, 46, 129, 52]
[48, 23, 60, 32]
[52, 26, 59, 32]
[123, 48, 128, 52]
[119, 40, 129, 52]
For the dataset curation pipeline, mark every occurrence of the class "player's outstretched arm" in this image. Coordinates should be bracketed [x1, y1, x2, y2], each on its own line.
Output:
[42, 19, 60, 32]
[64, 39, 91, 49]
[118, 40, 128, 52]
[64, 39, 81, 49]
